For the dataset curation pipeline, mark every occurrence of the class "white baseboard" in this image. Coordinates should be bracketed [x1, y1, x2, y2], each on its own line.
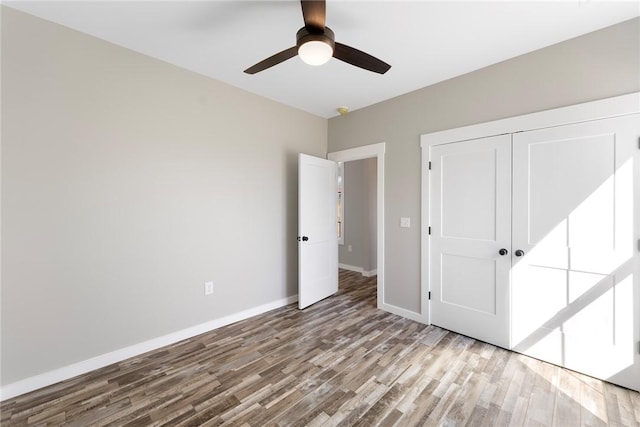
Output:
[0, 294, 298, 401]
[339, 264, 377, 277]
[339, 263, 363, 273]
[380, 302, 426, 324]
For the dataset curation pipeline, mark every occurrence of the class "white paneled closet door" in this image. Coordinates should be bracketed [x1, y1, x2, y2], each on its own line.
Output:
[430, 135, 512, 349]
[511, 114, 640, 391]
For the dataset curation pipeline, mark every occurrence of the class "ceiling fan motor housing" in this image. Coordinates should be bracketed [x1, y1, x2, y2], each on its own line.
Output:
[296, 26, 335, 51]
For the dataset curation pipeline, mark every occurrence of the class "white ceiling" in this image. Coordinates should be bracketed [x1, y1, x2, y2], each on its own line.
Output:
[5, 1, 639, 118]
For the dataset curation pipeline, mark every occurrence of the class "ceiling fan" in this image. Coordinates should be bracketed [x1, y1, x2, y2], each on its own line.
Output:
[244, 0, 391, 75]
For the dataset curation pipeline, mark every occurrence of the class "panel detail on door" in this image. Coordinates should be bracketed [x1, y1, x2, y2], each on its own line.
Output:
[441, 253, 496, 314]
[429, 134, 511, 349]
[527, 134, 615, 246]
[441, 149, 497, 241]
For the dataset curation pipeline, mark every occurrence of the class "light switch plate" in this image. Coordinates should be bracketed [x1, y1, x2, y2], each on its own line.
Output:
[400, 217, 411, 228]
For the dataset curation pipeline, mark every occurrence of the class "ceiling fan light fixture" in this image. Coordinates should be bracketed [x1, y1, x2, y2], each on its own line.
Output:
[295, 27, 335, 67]
[298, 40, 333, 65]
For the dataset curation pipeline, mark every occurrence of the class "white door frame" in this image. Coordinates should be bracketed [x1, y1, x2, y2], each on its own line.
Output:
[328, 142, 385, 309]
[420, 92, 640, 327]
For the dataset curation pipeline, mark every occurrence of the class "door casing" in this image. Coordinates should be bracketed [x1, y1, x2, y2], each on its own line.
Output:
[328, 143, 391, 315]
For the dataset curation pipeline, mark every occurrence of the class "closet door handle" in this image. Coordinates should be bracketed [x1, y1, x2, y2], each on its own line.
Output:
[499, 248, 508, 256]
[515, 249, 525, 257]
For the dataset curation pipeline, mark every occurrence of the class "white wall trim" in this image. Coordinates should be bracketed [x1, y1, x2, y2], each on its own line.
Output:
[420, 92, 640, 147]
[328, 142, 385, 310]
[363, 269, 377, 278]
[339, 263, 363, 274]
[420, 139, 430, 325]
[0, 294, 298, 401]
[329, 142, 386, 163]
[338, 263, 377, 278]
[380, 302, 423, 324]
[419, 92, 640, 328]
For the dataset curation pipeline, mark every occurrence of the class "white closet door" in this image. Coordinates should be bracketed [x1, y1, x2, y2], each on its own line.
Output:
[512, 114, 640, 391]
[430, 134, 512, 349]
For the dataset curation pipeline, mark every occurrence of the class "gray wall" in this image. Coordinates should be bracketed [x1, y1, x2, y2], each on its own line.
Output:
[328, 18, 640, 312]
[367, 159, 377, 273]
[1, 7, 327, 385]
[338, 158, 377, 273]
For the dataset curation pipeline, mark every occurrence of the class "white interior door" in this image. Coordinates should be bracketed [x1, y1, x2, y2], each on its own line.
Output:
[430, 134, 512, 348]
[511, 114, 640, 391]
[298, 153, 338, 309]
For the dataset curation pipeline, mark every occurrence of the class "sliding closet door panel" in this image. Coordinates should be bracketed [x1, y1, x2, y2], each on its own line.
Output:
[512, 114, 640, 391]
[430, 134, 511, 349]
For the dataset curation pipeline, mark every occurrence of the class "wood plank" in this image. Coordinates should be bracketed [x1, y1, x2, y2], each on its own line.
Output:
[1, 270, 637, 426]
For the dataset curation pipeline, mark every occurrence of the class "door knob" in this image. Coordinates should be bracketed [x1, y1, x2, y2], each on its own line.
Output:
[499, 248, 508, 256]
[515, 249, 525, 257]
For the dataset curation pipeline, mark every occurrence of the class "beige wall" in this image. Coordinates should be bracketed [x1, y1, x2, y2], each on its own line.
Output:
[1, 7, 327, 385]
[328, 18, 640, 312]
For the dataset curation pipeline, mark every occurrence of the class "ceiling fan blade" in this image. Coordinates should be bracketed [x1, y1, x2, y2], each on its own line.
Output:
[301, 0, 326, 32]
[333, 42, 391, 74]
[244, 46, 298, 74]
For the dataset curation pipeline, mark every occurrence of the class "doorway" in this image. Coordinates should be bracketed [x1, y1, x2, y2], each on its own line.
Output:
[338, 158, 377, 278]
[328, 142, 385, 309]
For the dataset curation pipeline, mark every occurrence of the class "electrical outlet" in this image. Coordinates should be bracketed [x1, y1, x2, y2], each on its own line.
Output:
[400, 217, 411, 228]
[204, 281, 214, 296]
[348, 245, 353, 252]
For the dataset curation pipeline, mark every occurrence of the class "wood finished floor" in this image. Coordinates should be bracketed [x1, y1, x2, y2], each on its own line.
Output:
[2, 270, 639, 426]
